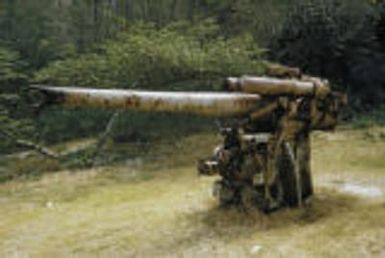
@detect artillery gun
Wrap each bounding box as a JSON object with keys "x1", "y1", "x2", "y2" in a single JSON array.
[{"x1": 31, "y1": 66, "x2": 347, "y2": 212}]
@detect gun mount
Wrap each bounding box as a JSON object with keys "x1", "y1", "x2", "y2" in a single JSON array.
[{"x1": 31, "y1": 67, "x2": 347, "y2": 212}]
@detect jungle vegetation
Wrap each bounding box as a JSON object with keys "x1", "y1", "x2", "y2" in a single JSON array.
[{"x1": 1, "y1": 0, "x2": 385, "y2": 157}]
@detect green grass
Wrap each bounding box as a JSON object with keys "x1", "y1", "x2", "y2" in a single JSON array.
[
  {"x1": 347, "y1": 107, "x2": 385, "y2": 129},
  {"x1": 0, "y1": 127, "x2": 384, "y2": 258}
]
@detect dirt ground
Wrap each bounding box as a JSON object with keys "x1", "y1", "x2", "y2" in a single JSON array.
[{"x1": 0, "y1": 127, "x2": 384, "y2": 258}]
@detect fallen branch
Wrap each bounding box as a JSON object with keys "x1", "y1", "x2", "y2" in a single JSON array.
[
  {"x1": 1, "y1": 130, "x2": 59, "y2": 159},
  {"x1": 92, "y1": 111, "x2": 121, "y2": 166},
  {"x1": 15, "y1": 139, "x2": 60, "y2": 159}
]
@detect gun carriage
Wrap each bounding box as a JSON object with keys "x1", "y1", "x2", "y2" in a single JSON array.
[{"x1": 32, "y1": 66, "x2": 346, "y2": 211}]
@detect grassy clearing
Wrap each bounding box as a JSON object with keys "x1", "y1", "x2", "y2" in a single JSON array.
[{"x1": 0, "y1": 127, "x2": 384, "y2": 258}]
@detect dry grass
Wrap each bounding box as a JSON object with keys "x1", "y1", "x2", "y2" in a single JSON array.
[{"x1": 0, "y1": 127, "x2": 384, "y2": 258}]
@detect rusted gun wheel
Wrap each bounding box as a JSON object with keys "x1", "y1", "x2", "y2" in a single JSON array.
[{"x1": 277, "y1": 132, "x2": 313, "y2": 207}]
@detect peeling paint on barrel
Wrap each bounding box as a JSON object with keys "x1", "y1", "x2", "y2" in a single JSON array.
[{"x1": 32, "y1": 86, "x2": 262, "y2": 117}]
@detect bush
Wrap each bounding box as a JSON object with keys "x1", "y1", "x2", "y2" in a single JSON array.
[
  {"x1": 269, "y1": 0, "x2": 385, "y2": 108},
  {"x1": 0, "y1": 46, "x2": 33, "y2": 154},
  {"x1": 34, "y1": 20, "x2": 267, "y2": 143},
  {"x1": 36, "y1": 20, "x2": 266, "y2": 90}
]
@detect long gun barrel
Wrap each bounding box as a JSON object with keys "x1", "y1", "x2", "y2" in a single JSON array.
[{"x1": 31, "y1": 85, "x2": 262, "y2": 117}]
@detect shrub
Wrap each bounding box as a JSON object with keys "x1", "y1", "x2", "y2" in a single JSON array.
[
  {"x1": 0, "y1": 46, "x2": 33, "y2": 154},
  {"x1": 34, "y1": 20, "x2": 267, "y2": 143},
  {"x1": 36, "y1": 20, "x2": 266, "y2": 90},
  {"x1": 269, "y1": 0, "x2": 385, "y2": 108}
]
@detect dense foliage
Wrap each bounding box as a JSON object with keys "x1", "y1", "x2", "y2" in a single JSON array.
[
  {"x1": 270, "y1": 0, "x2": 385, "y2": 108},
  {"x1": 0, "y1": 0, "x2": 384, "y2": 155},
  {"x1": 0, "y1": 46, "x2": 34, "y2": 152},
  {"x1": 36, "y1": 21, "x2": 265, "y2": 89},
  {"x1": 34, "y1": 20, "x2": 265, "y2": 143}
]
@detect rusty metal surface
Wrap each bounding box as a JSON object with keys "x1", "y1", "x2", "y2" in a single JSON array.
[
  {"x1": 30, "y1": 68, "x2": 347, "y2": 212},
  {"x1": 226, "y1": 76, "x2": 330, "y2": 96},
  {"x1": 32, "y1": 85, "x2": 262, "y2": 117}
]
